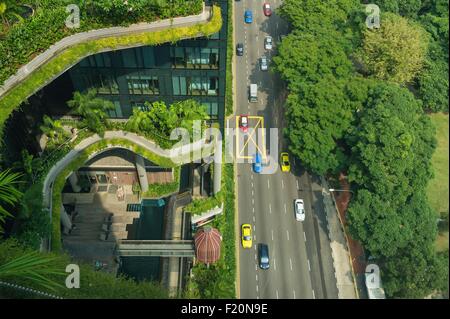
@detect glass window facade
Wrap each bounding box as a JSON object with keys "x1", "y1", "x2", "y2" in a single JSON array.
[{"x1": 68, "y1": 0, "x2": 228, "y2": 127}]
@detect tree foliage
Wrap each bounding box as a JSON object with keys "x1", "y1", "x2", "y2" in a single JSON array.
[
  {"x1": 358, "y1": 13, "x2": 428, "y2": 84},
  {"x1": 67, "y1": 89, "x2": 114, "y2": 135}
]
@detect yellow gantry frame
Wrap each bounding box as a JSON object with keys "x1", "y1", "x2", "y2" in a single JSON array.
[{"x1": 235, "y1": 115, "x2": 267, "y2": 160}]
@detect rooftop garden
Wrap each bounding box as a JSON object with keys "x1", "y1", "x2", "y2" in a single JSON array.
[
  {"x1": 0, "y1": 1, "x2": 221, "y2": 136},
  {"x1": 0, "y1": 0, "x2": 203, "y2": 84}
]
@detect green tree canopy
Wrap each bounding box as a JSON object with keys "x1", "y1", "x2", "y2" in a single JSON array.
[
  {"x1": 67, "y1": 89, "x2": 114, "y2": 135},
  {"x1": 358, "y1": 13, "x2": 428, "y2": 84}
]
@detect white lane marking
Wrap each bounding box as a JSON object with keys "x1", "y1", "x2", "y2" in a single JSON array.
[
  {"x1": 289, "y1": 258, "x2": 293, "y2": 271},
  {"x1": 253, "y1": 207, "x2": 255, "y2": 213},
  {"x1": 284, "y1": 203, "x2": 287, "y2": 214},
  {"x1": 251, "y1": 182, "x2": 254, "y2": 188},
  {"x1": 256, "y1": 274, "x2": 258, "y2": 282},
  {"x1": 252, "y1": 198, "x2": 255, "y2": 205},
  {"x1": 276, "y1": 22, "x2": 279, "y2": 29},
  {"x1": 256, "y1": 285, "x2": 259, "y2": 292},
  {"x1": 255, "y1": 253, "x2": 257, "y2": 260},
  {"x1": 293, "y1": 290, "x2": 296, "y2": 299},
  {"x1": 254, "y1": 235, "x2": 256, "y2": 241},
  {"x1": 304, "y1": 231, "x2": 307, "y2": 242},
  {"x1": 297, "y1": 180, "x2": 299, "y2": 190},
  {"x1": 286, "y1": 230, "x2": 289, "y2": 241},
  {"x1": 276, "y1": 290, "x2": 279, "y2": 299},
  {"x1": 252, "y1": 189, "x2": 254, "y2": 196},
  {"x1": 274, "y1": 258, "x2": 277, "y2": 270},
  {"x1": 253, "y1": 215, "x2": 255, "y2": 222},
  {"x1": 308, "y1": 259, "x2": 311, "y2": 272},
  {"x1": 312, "y1": 289, "x2": 316, "y2": 299},
  {"x1": 255, "y1": 264, "x2": 257, "y2": 271},
  {"x1": 254, "y1": 245, "x2": 257, "y2": 251},
  {"x1": 267, "y1": 179, "x2": 270, "y2": 189},
  {"x1": 253, "y1": 225, "x2": 256, "y2": 232},
  {"x1": 251, "y1": 174, "x2": 253, "y2": 180},
  {"x1": 281, "y1": 180, "x2": 284, "y2": 189},
  {"x1": 269, "y1": 204, "x2": 272, "y2": 214},
  {"x1": 271, "y1": 230, "x2": 274, "y2": 241}
]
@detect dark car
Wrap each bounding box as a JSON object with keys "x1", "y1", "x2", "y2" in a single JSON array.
[
  {"x1": 259, "y1": 244, "x2": 270, "y2": 269},
  {"x1": 236, "y1": 43, "x2": 244, "y2": 56}
]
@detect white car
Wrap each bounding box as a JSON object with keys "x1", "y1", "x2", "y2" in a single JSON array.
[
  {"x1": 260, "y1": 55, "x2": 268, "y2": 71},
  {"x1": 294, "y1": 199, "x2": 305, "y2": 221},
  {"x1": 264, "y1": 36, "x2": 273, "y2": 50}
]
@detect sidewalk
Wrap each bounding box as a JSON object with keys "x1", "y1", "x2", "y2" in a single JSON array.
[{"x1": 320, "y1": 176, "x2": 358, "y2": 299}]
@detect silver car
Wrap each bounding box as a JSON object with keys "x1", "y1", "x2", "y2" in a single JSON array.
[
  {"x1": 294, "y1": 199, "x2": 305, "y2": 221},
  {"x1": 260, "y1": 55, "x2": 268, "y2": 71},
  {"x1": 264, "y1": 36, "x2": 273, "y2": 50}
]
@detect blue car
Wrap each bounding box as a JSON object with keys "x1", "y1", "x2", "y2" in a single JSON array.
[
  {"x1": 253, "y1": 152, "x2": 262, "y2": 173},
  {"x1": 244, "y1": 10, "x2": 253, "y2": 23}
]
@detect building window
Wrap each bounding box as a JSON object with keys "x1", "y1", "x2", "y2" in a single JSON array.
[
  {"x1": 173, "y1": 76, "x2": 218, "y2": 96},
  {"x1": 122, "y1": 49, "x2": 138, "y2": 68},
  {"x1": 172, "y1": 76, "x2": 187, "y2": 95},
  {"x1": 203, "y1": 102, "x2": 219, "y2": 120},
  {"x1": 172, "y1": 47, "x2": 185, "y2": 68},
  {"x1": 209, "y1": 32, "x2": 220, "y2": 40},
  {"x1": 108, "y1": 101, "x2": 123, "y2": 118},
  {"x1": 127, "y1": 74, "x2": 159, "y2": 95},
  {"x1": 131, "y1": 101, "x2": 149, "y2": 111},
  {"x1": 172, "y1": 47, "x2": 219, "y2": 69},
  {"x1": 142, "y1": 47, "x2": 155, "y2": 68}
]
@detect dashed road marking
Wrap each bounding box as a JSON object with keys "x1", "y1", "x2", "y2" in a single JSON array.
[
  {"x1": 256, "y1": 274, "x2": 258, "y2": 282},
  {"x1": 312, "y1": 289, "x2": 316, "y2": 299},
  {"x1": 304, "y1": 231, "x2": 307, "y2": 242},
  {"x1": 267, "y1": 180, "x2": 270, "y2": 189},
  {"x1": 289, "y1": 258, "x2": 293, "y2": 271},
  {"x1": 286, "y1": 230, "x2": 289, "y2": 241},
  {"x1": 293, "y1": 290, "x2": 296, "y2": 299},
  {"x1": 271, "y1": 229, "x2": 274, "y2": 241},
  {"x1": 274, "y1": 258, "x2": 277, "y2": 270},
  {"x1": 276, "y1": 290, "x2": 279, "y2": 299},
  {"x1": 281, "y1": 180, "x2": 284, "y2": 189},
  {"x1": 284, "y1": 203, "x2": 287, "y2": 214},
  {"x1": 269, "y1": 204, "x2": 272, "y2": 214},
  {"x1": 308, "y1": 259, "x2": 311, "y2": 272}
]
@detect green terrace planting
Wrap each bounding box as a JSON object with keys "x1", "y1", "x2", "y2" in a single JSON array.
[
  {"x1": 0, "y1": 4, "x2": 222, "y2": 136},
  {"x1": 141, "y1": 166, "x2": 181, "y2": 199},
  {"x1": 0, "y1": 0, "x2": 204, "y2": 85}
]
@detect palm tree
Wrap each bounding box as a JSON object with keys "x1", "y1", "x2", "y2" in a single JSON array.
[
  {"x1": 0, "y1": 169, "x2": 22, "y2": 234},
  {"x1": 67, "y1": 89, "x2": 114, "y2": 135},
  {"x1": 40, "y1": 115, "x2": 70, "y2": 146},
  {"x1": 0, "y1": 250, "x2": 66, "y2": 292}
]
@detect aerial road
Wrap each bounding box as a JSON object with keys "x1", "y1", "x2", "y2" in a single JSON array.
[{"x1": 233, "y1": 0, "x2": 339, "y2": 299}]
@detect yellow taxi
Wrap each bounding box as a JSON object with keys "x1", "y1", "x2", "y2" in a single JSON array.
[
  {"x1": 241, "y1": 224, "x2": 252, "y2": 249},
  {"x1": 280, "y1": 152, "x2": 291, "y2": 172}
]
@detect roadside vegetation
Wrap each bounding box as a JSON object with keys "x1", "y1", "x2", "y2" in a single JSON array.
[{"x1": 274, "y1": 0, "x2": 448, "y2": 298}]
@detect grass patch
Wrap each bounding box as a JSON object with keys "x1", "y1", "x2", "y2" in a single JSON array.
[
  {"x1": 428, "y1": 113, "x2": 449, "y2": 252},
  {"x1": 427, "y1": 113, "x2": 449, "y2": 215}
]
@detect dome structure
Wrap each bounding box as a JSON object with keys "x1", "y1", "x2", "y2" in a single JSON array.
[{"x1": 194, "y1": 226, "x2": 222, "y2": 264}]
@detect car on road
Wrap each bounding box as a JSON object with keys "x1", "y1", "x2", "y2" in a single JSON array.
[
  {"x1": 294, "y1": 199, "x2": 305, "y2": 221},
  {"x1": 236, "y1": 43, "x2": 244, "y2": 56},
  {"x1": 260, "y1": 55, "x2": 268, "y2": 71},
  {"x1": 253, "y1": 152, "x2": 262, "y2": 174},
  {"x1": 264, "y1": 36, "x2": 273, "y2": 50},
  {"x1": 280, "y1": 152, "x2": 290, "y2": 172},
  {"x1": 259, "y1": 244, "x2": 270, "y2": 269},
  {"x1": 263, "y1": 3, "x2": 272, "y2": 16},
  {"x1": 244, "y1": 10, "x2": 253, "y2": 23},
  {"x1": 239, "y1": 114, "x2": 249, "y2": 133},
  {"x1": 241, "y1": 224, "x2": 252, "y2": 248}
]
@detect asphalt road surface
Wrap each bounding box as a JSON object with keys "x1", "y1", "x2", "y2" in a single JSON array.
[{"x1": 233, "y1": 0, "x2": 339, "y2": 299}]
